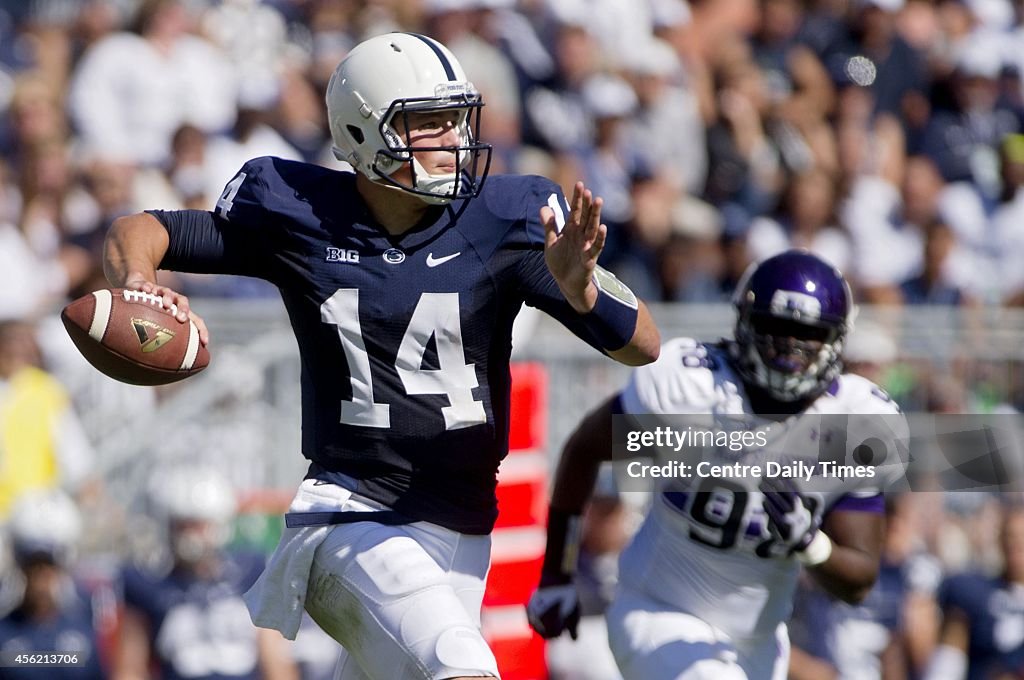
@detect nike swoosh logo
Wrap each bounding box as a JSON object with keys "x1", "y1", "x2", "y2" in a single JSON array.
[{"x1": 426, "y1": 252, "x2": 462, "y2": 267}]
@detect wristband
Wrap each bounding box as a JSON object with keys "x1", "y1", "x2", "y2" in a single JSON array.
[
  {"x1": 795, "y1": 531, "x2": 833, "y2": 566},
  {"x1": 582, "y1": 266, "x2": 639, "y2": 351},
  {"x1": 541, "y1": 508, "x2": 583, "y2": 578}
]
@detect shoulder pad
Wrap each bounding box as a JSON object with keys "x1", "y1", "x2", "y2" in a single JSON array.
[
  {"x1": 620, "y1": 337, "x2": 723, "y2": 415},
  {"x1": 834, "y1": 373, "x2": 903, "y2": 415},
  {"x1": 214, "y1": 156, "x2": 350, "y2": 226}
]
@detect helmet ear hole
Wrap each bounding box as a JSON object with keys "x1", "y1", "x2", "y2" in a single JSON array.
[{"x1": 347, "y1": 125, "x2": 365, "y2": 144}]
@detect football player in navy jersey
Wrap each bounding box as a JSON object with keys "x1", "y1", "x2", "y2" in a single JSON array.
[
  {"x1": 0, "y1": 491, "x2": 104, "y2": 679},
  {"x1": 102, "y1": 31, "x2": 659, "y2": 680},
  {"x1": 928, "y1": 505, "x2": 1024, "y2": 680},
  {"x1": 113, "y1": 470, "x2": 296, "y2": 680},
  {"x1": 528, "y1": 251, "x2": 909, "y2": 680}
]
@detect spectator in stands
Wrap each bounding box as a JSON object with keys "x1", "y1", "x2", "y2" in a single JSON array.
[
  {"x1": 0, "y1": 165, "x2": 78, "y2": 320},
  {"x1": 68, "y1": 0, "x2": 236, "y2": 166},
  {"x1": 821, "y1": 0, "x2": 929, "y2": 121},
  {"x1": 703, "y1": 37, "x2": 784, "y2": 223},
  {"x1": 424, "y1": 0, "x2": 522, "y2": 167},
  {"x1": 199, "y1": 0, "x2": 288, "y2": 118},
  {"x1": 621, "y1": 38, "x2": 707, "y2": 195},
  {"x1": 14, "y1": 139, "x2": 94, "y2": 301},
  {"x1": 2, "y1": 74, "x2": 68, "y2": 170},
  {"x1": 70, "y1": 158, "x2": 140, "y2": 283},
  {"x1": 899, "y1": 218, "x2": 975, "y2": 305},
  {"x1": 746, "y1": 167, "x2": 851, "y2": 271},
  {"x1": 993, "y1": 134, "x2": 1024, "y2": 305},
  {"x1": 200, "y1": 96, "x2": 304, "y2": 213},
  {"x1": 921, "y1": 34, "x2": 1019, "y2": 196},
  {"x1": 753, "y1": 0, "x2": 835, "y2": 123},
  {"x1": 521, "y1": 12, "x2": 600, "y2": 153},
  {"x1": 114, "y1": 468, "x2": 297, "y2": 680},
  {"x1": 657, "y1": 194, "x2": 726, "y2": 302},
  {"x1": 0, "y1": 490, "x2": 104, "y2": 679},
  {"x1": 716, "y1": 207, "x2": 756, "y2": 298},
  {"x1": 842, "y1": 317, "x2": 917, "y2": 411},
  {"x1": 842, "y1": 155, "x2": 945, "y2": 303},
  {"x1": 574, "y1": 73, "x2": 644, "y2": 233},
  {"x1": 753, "y1": 0, "x2": 839, "y2": 176},
  {"x1": 0, "y1": 320, "x2": 94, "y2": 519}
]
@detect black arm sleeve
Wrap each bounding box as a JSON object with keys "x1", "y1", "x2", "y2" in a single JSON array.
[
  {"x1": 147, "y1": 209, "x2": 273, "y2": 280},
  {"x1": 516, "y1": 249, "x2": 609, "y2": 356}
]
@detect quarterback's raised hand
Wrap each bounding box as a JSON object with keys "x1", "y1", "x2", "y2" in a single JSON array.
[
  {"x1": 541, "y1": 182, "x2": 606, "y2": 314},
  {"x1": 759, "y1": 477, "x2": 832, "y2": 566}
]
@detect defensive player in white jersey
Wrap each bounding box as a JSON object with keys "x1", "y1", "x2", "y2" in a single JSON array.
[{"x1": 527, "y1": 250, "x2": 910, "y2": 679}]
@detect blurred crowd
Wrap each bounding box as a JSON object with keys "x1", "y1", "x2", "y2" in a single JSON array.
[
  {"x1": 4, "y1": 0, "x2": 1024, "y2": 678},
  {"x1": 4, "y1": 0, "x2": 1024, "y2": 313}
]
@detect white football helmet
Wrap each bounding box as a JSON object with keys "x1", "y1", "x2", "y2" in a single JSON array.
[
  {"x1": 155, "y1": 468, "x2": 237, "y2": 563},
  {"x1": 326, "y1": 32, "x2": 492, "y2": 204},
  {"x1": 9, "y1": 489, "x2": 82, "y2": 566},
  {"x1": 156, "y1": 468, "x2": 237, "y2": 524}
]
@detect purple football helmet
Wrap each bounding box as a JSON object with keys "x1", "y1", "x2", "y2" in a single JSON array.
[{"x1": 732, "y1": 250, "x2": 854, "y2": 401}]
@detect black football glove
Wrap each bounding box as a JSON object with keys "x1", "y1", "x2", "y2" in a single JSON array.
[
  {"x1": 526, "y1": 572, "x2": 581, "y2": 640},
  {"x1": 526, "y1": 509, "x2": 582, "y2": 640}
]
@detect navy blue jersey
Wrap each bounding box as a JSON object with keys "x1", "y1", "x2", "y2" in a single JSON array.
[
  {"x1": 120, "y1": 553, "x2": 265, "y2": 680},
  {"x1": 155, "y1": 157, "x2": 609, "y2": 534},
  {"x1": 0, "y1": 591, "x2": 104, "y2": 679},
  {"x1": 940, "y1": 572, "x2": 1024, "y2": 680},
  {"x1": 791, "y1": 554, "x2": 938, "y2": 678}
]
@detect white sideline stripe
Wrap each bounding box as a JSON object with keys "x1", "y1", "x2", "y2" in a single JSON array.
[
  {"x1": 180, "y1": 320, "x2": 200, "y2": 370},
  {"x1": 490, "y1": 526, "x2": 546, "y2": 562},
  {"x1": 497, "y1": 452, "x2": 547, "y2": 483},
  {"x1": 481, "y1": 605, "x2": 531, "y2": 638},
  {"x1": 89, "y1": 289, "x2": 113, "y2": 341}
]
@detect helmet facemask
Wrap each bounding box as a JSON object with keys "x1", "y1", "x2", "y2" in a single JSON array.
[
  {"x1": 333, "y1": 89, "x2": 492, "y2": 205},
  {"x1": 734, "y1": 311, "x2": 846, "y2": 402},
  {"x1": 370, "y1": 93, "x2": 491, "y2": 204},
  {"x1": 730, "y1": 250, "x2": 853, "y2": 403}
]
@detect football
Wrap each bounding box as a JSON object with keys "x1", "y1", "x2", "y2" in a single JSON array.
[{"x1": 61, "y1": 289, "x2": 210, "y2": 386}]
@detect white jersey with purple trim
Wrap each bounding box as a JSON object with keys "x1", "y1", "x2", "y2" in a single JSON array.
[{"x1": 616, "y1": 337, "x2": 908, "y2": 641}]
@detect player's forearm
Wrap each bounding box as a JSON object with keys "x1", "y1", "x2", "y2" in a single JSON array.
[
  {"x1": 103, "y1": 212, "x2": 170, "y2": 286},
  {"x1": 808, "y1": 541, "x2": 879, "y2": 604},
  {"x1": 606, "y1": 301, "x2": 660, "y2": 366},
  {"x1": 560, "y1": 278, "x2": 599, "y2": 315},
  {"x1": 549, "y1": 398, "x2": 616, "y2": 514}
]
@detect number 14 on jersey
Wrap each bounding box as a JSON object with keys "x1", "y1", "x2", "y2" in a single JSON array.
[{"x1": 321, "y1": 289, "x2": 486, "y2": 431}]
